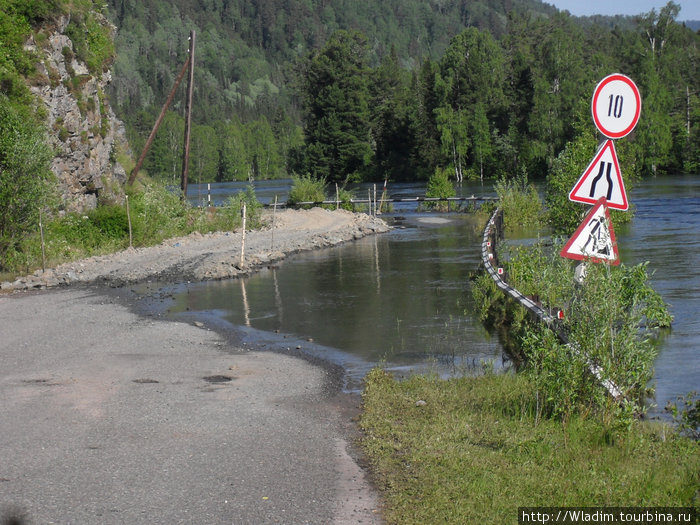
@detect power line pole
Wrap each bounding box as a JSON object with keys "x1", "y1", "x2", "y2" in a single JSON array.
[
  {"x1": 127, "y1": 53, "x2": 190, "y2": 186},
  {"x1": 181, "y1": 30, "x2": 196, "y2": 198}
]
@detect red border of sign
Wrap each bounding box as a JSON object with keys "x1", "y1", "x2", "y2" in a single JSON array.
[
  {"x1": 569, "y1": 140, "x2": 628, "y2": 210},
  {"x1": 560, "y1": 197, "x2": 620, "y2": 265},
  {"x1": 591, "y1": 74, "x2": 641, "y2": 139}
]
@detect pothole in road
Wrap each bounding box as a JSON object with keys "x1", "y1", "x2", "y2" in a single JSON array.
[
  {"x1": 203, "y1": 375, "x2": 234, "y2": 383},
  {"x1": 22, "y1": 378, "x2": 60, "y2": 386}
]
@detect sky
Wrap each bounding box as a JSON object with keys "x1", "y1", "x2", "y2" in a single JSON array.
[{"x1": 545, "y1": 0, "x2": 700, "y2": 20}]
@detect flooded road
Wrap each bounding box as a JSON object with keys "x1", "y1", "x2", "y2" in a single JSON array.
[
  {"x1": 174, "y1": 176, "x2": 698, "y2": 412},
  {"x1": 162, "y1": 212, "x2": 505, "y2": 391}
]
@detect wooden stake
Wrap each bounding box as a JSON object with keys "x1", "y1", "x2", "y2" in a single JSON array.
[
  {"x1": 373, "y1": 184, "x2": 377, "y2": 217},
  {"x1": 271, "y1": 195, "x2": 277, "y2": 251},
  {"x1": 240, "y1": 202, "x2": 247, "y2": 267},
  {"x1": 126, "y1": 195, "x2": 133, "y2": 248},
  {"x1": 379, "y1": 179, "x2": 387, "y2": 214},
  {"x1": 39, "y1": 209, "x2": 46, "y2": 273}
]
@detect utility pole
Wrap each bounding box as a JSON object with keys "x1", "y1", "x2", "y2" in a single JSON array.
[
  {"x1": 181, "y1": 30, "x2": 196, "y2": 198},
  {"x1": 127, "y1": 53, "x2": 190, "y2": 186}
]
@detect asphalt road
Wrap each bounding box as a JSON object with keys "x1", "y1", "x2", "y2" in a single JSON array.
[{"x1": 0, "y1": 288, "x2": 380, "y2": 524}]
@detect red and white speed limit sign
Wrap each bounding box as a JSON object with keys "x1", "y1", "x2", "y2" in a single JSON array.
[{"x1": 591, "y1": 74, "x2": 641, "y2": 139}]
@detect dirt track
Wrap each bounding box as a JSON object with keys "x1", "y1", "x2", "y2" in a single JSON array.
[{"x1": 2, "y1": 208, "x2": 390, "y2": 291}]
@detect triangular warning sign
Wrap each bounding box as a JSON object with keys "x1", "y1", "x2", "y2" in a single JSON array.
[
  {"x1": 560, "y1": 197, "x2": 620, "y2": 265},
  {"x1": 569, "y1": 140, "x2": 628, "y2": 211}
]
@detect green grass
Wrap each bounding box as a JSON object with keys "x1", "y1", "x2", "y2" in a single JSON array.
[
  {"x1": 1, "y1": 181, "x2": 263, "y2": 277},
  {"x1": 359, "y1": 368, "x2": 699, "y2": 525}
]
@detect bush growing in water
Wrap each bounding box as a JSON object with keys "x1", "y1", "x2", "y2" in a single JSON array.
[
  {"x1": 545, "y1": 124, "x2": 636, "y2": 235},
  {"x1": 474, "y1": 239, "x2": 672, "y2": 426},
  {"x1": 424, "y1": 167, "x2": 455, "y2": 211},
  {"x1": 287, "y1": 174, "x2": 326, "y2": 208},
  {"x1": 494, "y1": 170, "x2": 542, "y2": 230}
]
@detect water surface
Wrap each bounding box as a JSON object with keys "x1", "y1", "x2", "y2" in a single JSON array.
[
  {"x1": 176, "y1": 176, "x2": 698, "y2": 412},
  {"x1": 165, "y1": 213, "x2": 506, "y2": 391}
]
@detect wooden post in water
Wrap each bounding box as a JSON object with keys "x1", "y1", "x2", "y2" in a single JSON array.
[
  {"x1": 379, "y1": 179, "x2": 387, "y2": 214},
  {"x1": 373, "y1": 184, "x2": 377, "y2": 217},
  {"x1": 181, "y1": 30, "x2": 196, "y2": 199}
]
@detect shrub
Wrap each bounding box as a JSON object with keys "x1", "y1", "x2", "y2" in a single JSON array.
[
  {"x1": 87, "y1": 204, "x2": 129, "y2": 240},
  {"x1": 494, "y1": 240, "x2": 671, "y2": 425},
  {"x1": 287, "y1": 173, "x2": 326, "y2": 208},
  {"x1": 424, "y1": 167, "x2": 455, "y2": 211},
  {"x1": 0, "y1": 95, "x2": 57, "y2": 271},
  {"x1": 545, "y1": 125, "x2": 635, "y2": 235},
  {"x1": 494, "y1": 169, "x2": 542, "y2": 230},
  {"x1": 63, "y1": 10, "x2": 114, "y2": 74},
  {"x1": 544, "y1": 122, "x2": 598, "y2": 234},
  {"x1": 425, "y1": 166, "x2": 455, "y2": 199},
  {"x1": 126, "y1": 182, "x2": 188, "y2": 244},
  {"x1": 215, "y1": 185, "x2": 263, "y2": 230}
]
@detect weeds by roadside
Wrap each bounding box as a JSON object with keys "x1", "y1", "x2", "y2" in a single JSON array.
[{"x1": 0, "y1": 181, "x2": 262, "y2": 278}]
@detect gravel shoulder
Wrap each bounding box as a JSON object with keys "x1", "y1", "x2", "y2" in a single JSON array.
[{"x1": 0, "y1": 209, "x2": 389, "y2": 524}]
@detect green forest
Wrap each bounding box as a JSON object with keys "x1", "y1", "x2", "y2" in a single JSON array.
[
  {"x1": 1, "y1": 0, "x2": 699, "y2": 192},
  {"x1": 104, "y1": 0, "x2": 700, "y2": 185}
]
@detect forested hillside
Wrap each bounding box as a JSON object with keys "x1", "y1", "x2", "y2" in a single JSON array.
[{"x1": 106, "y1": 0, "x2": 699, "y2": 184}]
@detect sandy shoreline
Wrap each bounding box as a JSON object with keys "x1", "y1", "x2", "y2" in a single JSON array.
[{"x1": 0, "y1": 209, "x2": 388, "y2": 524}]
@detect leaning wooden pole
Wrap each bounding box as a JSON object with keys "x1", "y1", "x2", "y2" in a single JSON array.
[
  {"x1": 180, "y1": 30, "x2": 196, "y2": 198},
  {"x1": 127, "y1": 54, "x2": 191, "y2": 186}
]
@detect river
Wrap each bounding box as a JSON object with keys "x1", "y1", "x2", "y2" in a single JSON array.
[{"x1": 171, "y1": 176, "x2": 698, "y2": 415}]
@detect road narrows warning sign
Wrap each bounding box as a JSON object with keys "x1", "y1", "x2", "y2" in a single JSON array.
[
  {"x1": 560, "y1": 197, "x2": 620, "y2": 265},
  {"x1": 569, "y1": 140, "x2": 628, "y2": 210}
]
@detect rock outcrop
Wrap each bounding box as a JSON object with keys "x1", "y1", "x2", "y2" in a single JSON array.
[{"x1": 25, "y1": 14, "x2": 128, "y2": 212}]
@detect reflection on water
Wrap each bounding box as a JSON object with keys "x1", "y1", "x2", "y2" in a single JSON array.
[{"x1": 166, "y1": 214, "x2": 508, "y2": 391}]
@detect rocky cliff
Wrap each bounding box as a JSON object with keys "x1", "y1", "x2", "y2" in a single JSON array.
[{"x1": 25, "y1": 14, "x2": 128, "y2": 213}]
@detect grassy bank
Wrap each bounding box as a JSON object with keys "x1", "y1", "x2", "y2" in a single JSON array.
[
  {"x1": 1, "y1": 181, "x2": 262, "y2": 279},
  {"x1": 359, "y1": 368, "x2": 698, "y2": 524}
]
